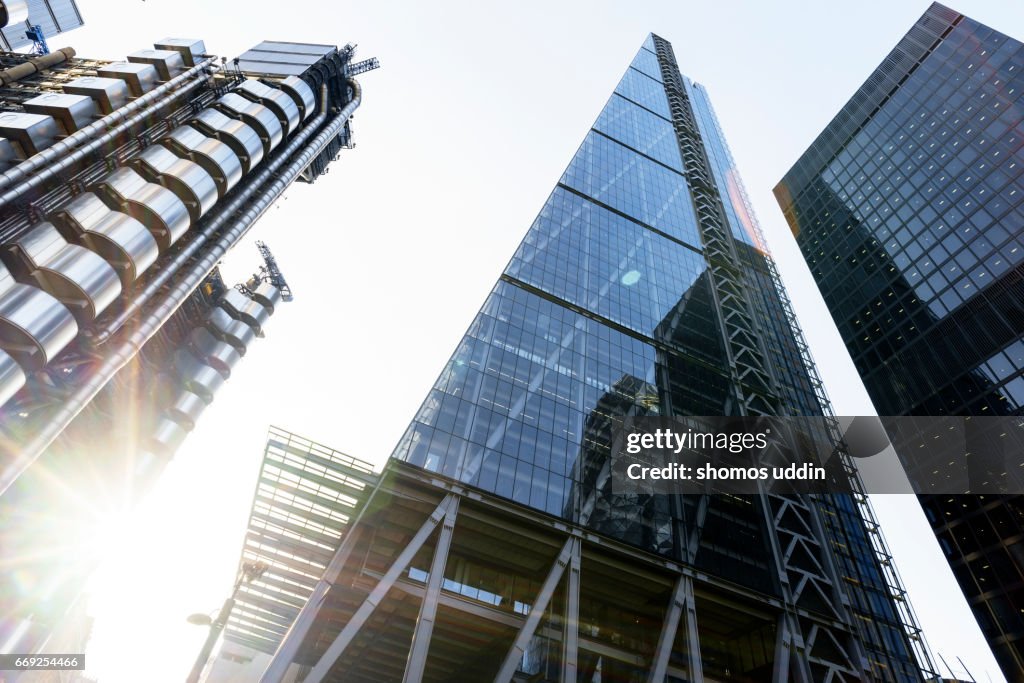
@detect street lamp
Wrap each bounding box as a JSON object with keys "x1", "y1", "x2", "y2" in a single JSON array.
[{"x1": 185, "y1": 561, "x2": 268, "y2": 683}]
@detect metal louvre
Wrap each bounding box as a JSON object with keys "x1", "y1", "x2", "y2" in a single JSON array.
[{"x1": 224, "y1": 426, "x2": 377, "y2": 655}]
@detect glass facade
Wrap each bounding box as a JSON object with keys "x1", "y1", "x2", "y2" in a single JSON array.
[
  {"x1": 775, "y1": 3, "x2": 1024, "y2": 677},
  {"x1": 389, "y1": 35, "x2": 926, "y2": 680}
]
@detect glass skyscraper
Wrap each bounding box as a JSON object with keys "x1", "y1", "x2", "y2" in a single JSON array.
[
  {"x1": 263, "y1": 35, "x2": 932, "y2": 682},
  {"x1": 775, "y1": 3, "x2": 1024, "y2": 678}
]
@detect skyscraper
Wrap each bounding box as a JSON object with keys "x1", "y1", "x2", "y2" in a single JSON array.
[
  {"x1": 0, "y1": 36, "x2": 376, "y2": 659},
  {"x1": 260, "y1": 34, "x2": 933, "y2": 682},
  {"x1": 774, "y1": 3, "x2": 1024, "y2": 678}
]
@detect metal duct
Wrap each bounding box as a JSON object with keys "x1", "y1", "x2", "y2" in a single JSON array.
[
  {"x1": 9, "y1": 222, "x2": 122, "y2": 322},
  {"x1": 189, "y1": 326, "x2": 240, "y2": 378},
  {"x1": 162, "y1": 125, "x2": 243, "y2": 197},
  {"x1": 206, "y1": 306, "x2": 257, "y2": 354},
  {"x1": 235, "y1": 80, "x2": 301, "y2": 137},
  {"x1": 95, "y1": 167, "x2": 191, "y2": 250},
  {"x1": 127, "y1": 49, "x2": 185, "y2": 81},
  {"x1": 154, "y1": 39, "x2": 207, "y2": 68},
  {"x1": 220, "y1": 288, "x2": 270, "y2": 335},
  {"x1": 23, "y1": 93, "x2": 97, "y2": 134},
  {"x1": 215, "y1": 93, "x2": 283, "y2": 154},
  {"x1": 166, "y1": 389, "x2": 208, "y2": 430},
  {"x1": 131, "y1": 145, "x2": 218, "y2": 221},
  {"x1": 52, "y1": 192, "x2": 159, "y2": 285},
  {"x1": 63, "y1": 76, "x2": 130, "y2": 115},
  {"x1": 174, "y1": 347, "x2": 225, "y2": 402},
  {"x1": 0, "y1": 262, "x2": 77, "y2": 370},
  {"x1": 0, "y1": 79, "x2": 361, "y2": 494},
  {"x1": 190, "y1": 108, "x2": 264, "y2": 173},
  {"x1": 274, "y1": 76, "x2": 316, "y2": 122},
  {"x1": 0, "y1": 112, "x2": 59, "y2": 157},
  {"x1": 0, "y1": 48, "x2": 76, "y2": 87},
  {"x1": 151, "y1": 417, "x2": 189, "y2": 454},
  {"x1": 250, "y1": 281, "x2": 282, "y2": 313},
  {"x1": 91, "y1": 106, "x2": 331, "y2": 345}
]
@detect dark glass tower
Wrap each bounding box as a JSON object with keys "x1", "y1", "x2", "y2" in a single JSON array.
[
  {"x1": 774, "y1": 3, "x2": 1024, "y2": 678},
  {"x1": 263, "y1": 35, "x2": 932, "y2": 682}
]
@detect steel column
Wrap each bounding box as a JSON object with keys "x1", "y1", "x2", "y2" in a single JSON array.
[
  {"x1": 402, "y1": 497, "x2": 460, "y2": 683},
  {"x1": 560, "y1": 536, "x2": 581, "y2": 683},
  {"x1": 302, "y1": 494, "x2": 456, "y2": 683},
  {"x1": 681, "y1": 577, "x2": 702, "y2": 682},
  {"x1": 259, "y1": 523, "x2": 365, "y2": 683},
  {"x1": 646, "y1": 575, "x2": 701, "y2": 683},
  {"x1": 494, "y1": 536, "x2": 577, "y2": 683}
]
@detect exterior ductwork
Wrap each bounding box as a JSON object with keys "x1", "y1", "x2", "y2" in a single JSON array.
[
  {"x1": 0, "y1": 56, "x2": 218, "y2": 211},
  {"x1": 131, "y1": 144, "x2": 218, "y2": 221},
  {"x1": 95, "y1": 167, "x2": 192, "y2": 250},
  {"x1": 51, "y1": 193, "x2": 159, "y2": 285},
  {"x1": 0, "y1": 262, "x2": 77, "y2": 371},
  {"x1": 0, "y1": 40, "x2": 378, "y2": 665},
  {"x1": 215, "y1": 92, "x2": 283, "y2": 154},
  {"x1": 190, "y1": 108, "x2": 264, "y2": 173},
  {"x1": 0, "y1": 78, "x2": 362, "y2": 493},
  {"x1": 88, "y1": 94, "x2": 333, "y2": 345},
  {"x1": 8, "y1": 222, "x2": 122, "y2": 322},
  {"x1": 162, "y1": 125, "x2": 243, "y2": 197}
]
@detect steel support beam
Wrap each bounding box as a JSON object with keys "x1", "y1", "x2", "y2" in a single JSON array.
[
  {"x1": 646, "y1": 574, "x2": 702, "y2": 683},
  {"x1": 560, "y1": 536, "x2": 581, "y2": 683},
  {"x1": 773, "y1": 613, "x2": 811, "y2": 683},
  {"x1": 260, "y1": 523, "x2": 366, "y2": 683},
  {"x1": 402, "y1": 497, "x2": 460, "y2": 683},
  {"x1": 494, "y1": 536, "x2": 577, "y2": 683},
  {"x1": 302, "y1": 494, "x2": 456, "y2": 683}
]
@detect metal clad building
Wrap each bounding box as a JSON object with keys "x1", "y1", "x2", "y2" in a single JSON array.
[{"x1": 0, "y1": 34, "x2": 375, "y2": 660}]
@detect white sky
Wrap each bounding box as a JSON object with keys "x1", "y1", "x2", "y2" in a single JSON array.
[{"x1": 47, "y1": 1, "x2": 1024, "y2": 681}]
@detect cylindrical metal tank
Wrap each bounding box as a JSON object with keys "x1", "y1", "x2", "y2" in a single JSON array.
[
  {"x1": 52, "y1": 192, "x2": 159, "y2": 285},
  {"x1": 0, "y1": 264, "x2": 77, "y2": 370},
  {"x1": 215, "y1": 93, "x2": 283, "y2": 155},
  {"x1": 131, "y1": 145, "x2": 217, "y2": 221},
  {"x1": 220, "y1": 288, "x2": 271, "y2": 335},
  {"x1": 10, "y1": 222, "x2": 122, "y2": 322},
  {"x1": 95, "y1": 167, "x2": 191, "y2": 250},
  {"x1": 250, "y1": 281, "x2": 282, "y2": 314},
  {"x1": 161, "y1": 126, "x2": 243, "y2": 198},
  {"x1": 235, "y1": 80, "x2": 301, "y2": 138},
  {"x1": 205, "y1": 307, "x2": 257, "y2": 354},
  {"x1": 189, "y1": 109, "x2": 263, "y2": 174}
]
